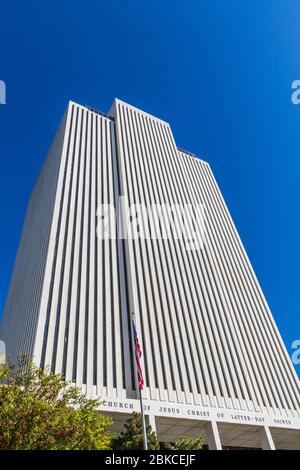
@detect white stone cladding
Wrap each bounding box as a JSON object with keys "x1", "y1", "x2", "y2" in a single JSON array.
[{"x1": 1, "y1": 99, "x2": 300, "y2": 448}]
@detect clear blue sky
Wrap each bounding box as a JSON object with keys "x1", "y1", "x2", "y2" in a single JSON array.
[{"x1": 0, "y1": 0, "x2": 299, "y2": 376}]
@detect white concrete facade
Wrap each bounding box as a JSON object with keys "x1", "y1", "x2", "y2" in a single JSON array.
[{"x1": 1, "y1": 99, "x2": 300, "y2": 449}]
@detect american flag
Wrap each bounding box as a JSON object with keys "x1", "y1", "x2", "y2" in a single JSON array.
[{"x1": 132, "y1": 319, "x2": 144, "y2": 391}]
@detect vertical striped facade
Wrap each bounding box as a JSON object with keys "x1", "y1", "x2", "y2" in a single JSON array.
[{"x1": 1, "y1": 99, "x2": 299, "y2": 429}]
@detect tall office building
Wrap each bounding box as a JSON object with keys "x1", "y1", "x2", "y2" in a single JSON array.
[{"x1": 1, "y1": 99, "x2": 300, "y2": 449}]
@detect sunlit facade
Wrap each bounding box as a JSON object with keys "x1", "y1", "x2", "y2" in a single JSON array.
[{"x1": 1, "y1": 99, "x2": 300, "y2": 449}]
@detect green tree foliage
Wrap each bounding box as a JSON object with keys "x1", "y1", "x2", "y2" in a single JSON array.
[
  {"x1": 0, "y1": 355, "x2": 113, "y2": 450},
  {"x1": 113, "y1": 412, "x2": 160, "y2": 450},
  {"x1": 162, "y1": 436, "x2": 203, "y2": 450},
  {"x1": 113, "y1": 412, "x2": 203, "y2": 450}
]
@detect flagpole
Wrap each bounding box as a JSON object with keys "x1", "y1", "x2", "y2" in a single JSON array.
[
  {"x1": 131, "y1": 313, "x2": 148, "y2": 450},
  {"x1": 139, "y1": 385, "x2": 148, "y2": 450}
]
